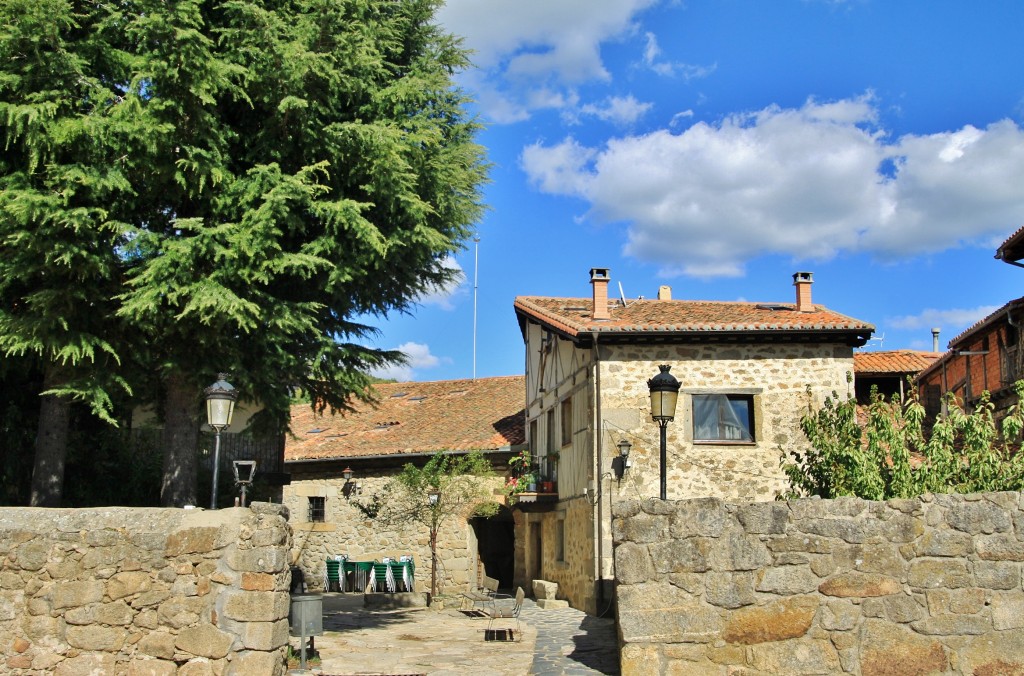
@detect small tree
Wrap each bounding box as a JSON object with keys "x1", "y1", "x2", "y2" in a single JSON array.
[
  {"x1": 782, "y1": 380, "x2": 1024, "y2": 500},
  {"x1": 374, "y1": 451, "x2": 499, "y2": 598}
]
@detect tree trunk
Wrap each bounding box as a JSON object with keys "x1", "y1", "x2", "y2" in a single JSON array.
[
  {"x1": 30, "y1": 366, "x2": 71, "y2": 507},
  {"x1": 161, "y1": 372, "x2": 200, "y2": 507}
]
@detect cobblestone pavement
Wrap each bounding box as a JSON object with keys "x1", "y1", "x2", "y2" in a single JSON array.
[
  {"x1": 520, "y1": 601, "x2": 619, "y2": 676},
  {"x1": 288, "y1": 593, "x2": 619, "y2": 676}
]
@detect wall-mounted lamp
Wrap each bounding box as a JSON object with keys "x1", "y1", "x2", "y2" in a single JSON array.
[
  {"x1": 428, "y1": 488, "x2": 440, "y2": 506},
  {"x1": 342, "y1": 467, "x2": 362, "y2": 498},
  {"x1": 613, "y1": 438, "x2": 632, "y2": 479}
]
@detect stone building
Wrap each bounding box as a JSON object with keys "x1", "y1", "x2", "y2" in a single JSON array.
[
  {"x1": 511, "y1": 269, "x2": 873, "y2": 614},
  {"x1": 283, "y1": 376, "x2": 526, "y2": 595}
]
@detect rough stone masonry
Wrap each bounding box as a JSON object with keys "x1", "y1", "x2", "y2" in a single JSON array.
[
  {"x1": 613, "y1": 491, "x2": 1024, "y2": 675},
  {"x1": 0, "y1": 503, "x2": 292, "y2": 675}
]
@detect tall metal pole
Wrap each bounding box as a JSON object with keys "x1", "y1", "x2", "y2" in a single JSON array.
[
  {"x1": 472, "y1": 235, "x2": 480, "y2": 381},
  {"x1": 210, "y1": 428, "x2": 222, "y2": 509},
  {"x1": 659, "y1": 421, "x2": 668, "y2": 500}
]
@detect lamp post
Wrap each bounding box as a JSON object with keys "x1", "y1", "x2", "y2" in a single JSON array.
[
  {"x1": 428, "y1": 488, "x2": 440, "y2": 599},
  {"x1": 232, "y1": 460, "x2": 256, "y2": 507},
  {"x1": 204, "y1": 374, "x2": 238, "y2": 510},
  {"x1": 647, "y1": 365, "x2": 680, "y2": 500}
]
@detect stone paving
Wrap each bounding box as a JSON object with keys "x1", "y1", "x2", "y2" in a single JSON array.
[{"x1": 288, "y1": 593, "x2": 619, "y2": 676}]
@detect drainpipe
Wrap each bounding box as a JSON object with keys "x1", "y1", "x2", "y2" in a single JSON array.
[{"x1": 592, "y1": 333, "x2": 604, "y2": 611}]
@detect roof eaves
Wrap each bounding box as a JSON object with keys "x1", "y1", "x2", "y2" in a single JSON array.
[{"x1": 947, "y1": 298, "x2": 1024, "y2": 347}]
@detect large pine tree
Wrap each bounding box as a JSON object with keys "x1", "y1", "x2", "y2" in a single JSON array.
[{"x1": 1, "y1": 0, "x2": 488, "y2": 506}]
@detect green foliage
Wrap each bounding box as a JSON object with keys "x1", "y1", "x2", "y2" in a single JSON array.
[
  {"x1": 782, "y1": 380, "x2": 1024, "y2": 500},
  {"x1": 1, "y1": 0, "x2": 488, "y2": 504},
  {"x1": 375, "y1": 450, "x2": 500, "y2": 529}
]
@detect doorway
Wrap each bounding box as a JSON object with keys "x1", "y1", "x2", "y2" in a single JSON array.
[{"x1": 471, "y1": 505, "x2": 515, "y2": 589}]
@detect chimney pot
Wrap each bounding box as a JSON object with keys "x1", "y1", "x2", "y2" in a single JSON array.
[
  {"x1": 793, "y1": 272, "x2": 814, "y2": 312},
  {"x1": 590, "y1": 268, "x2": 610, "y2": 320},
  {"x1": 931, "y1": 327, "x2": 941, "y2": 352},
  {"x1": 657, "y1": 285, "x2": 672, "y2": 301}
]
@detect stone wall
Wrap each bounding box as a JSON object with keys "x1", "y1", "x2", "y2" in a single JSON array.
[
  {"x1": 515, "y1": 498, "x2": 601, "y2": 614},
  {"x1": 285, "y1": 467, "x2": 508, "y2": 594},
  {"x1": 0, "y1": 504, "x2": 291, "y2": 675},
  {"x1": 613, "y1": 492, "x2": 1024, "y2": 675},
  {"x1": 600, "y1": 342, "x2": 853, "y2": 503}
]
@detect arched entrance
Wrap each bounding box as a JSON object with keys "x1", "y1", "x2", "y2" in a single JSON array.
[{"x1": 470, "y1": 504, "x2": 515, "y2": 589}]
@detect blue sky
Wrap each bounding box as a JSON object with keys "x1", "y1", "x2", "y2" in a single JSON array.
[{"x1": 368, "y1": 0, "x2": 1024, "y2": 382}]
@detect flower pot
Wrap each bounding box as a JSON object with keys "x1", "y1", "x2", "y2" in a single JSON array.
[{"x1": 541, "y1": 481, "x2": 554, "y2": 493}]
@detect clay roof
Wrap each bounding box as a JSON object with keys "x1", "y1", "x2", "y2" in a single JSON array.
[
  {"x1": 514, "y1": 297, "x2": 873, "y2": 344},
  {"x1": 916, "y1": 297, "x2": 1024, "y2": 381},
  {"x1": 996, "y1": 225, "x2": 1024, "y2": 264},
  {"x1": 285, "y1": 376, "x2": 525, "y2": 463},
  {"x1": 853, "y1": 350, "x2": 942, "y2": 375}
]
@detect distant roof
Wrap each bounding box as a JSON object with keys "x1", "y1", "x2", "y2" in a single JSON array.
[
  {"x1": 916, "y1": 297, "x2": 1024, "y2": 381},
  {"x1": 285, "y1": 376, "x2": 526, "y2": 463},
  {"x1": 996, "y1": 225, "x2": 1024, "y2": 264},
  {"x1": 514, "y1": 297, "x2": 873, "y2": 346},
  {"x1": 854, "y1": 350, "x2": 942, "y2": 375}
]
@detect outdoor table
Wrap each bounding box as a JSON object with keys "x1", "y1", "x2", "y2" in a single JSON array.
[{"x1": 343, "y1": 560, "x2": 374, "y2": 592}]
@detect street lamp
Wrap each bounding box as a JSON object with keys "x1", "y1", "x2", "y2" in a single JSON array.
[
  {"x1": 232, "y1": 460, "x2": 256, "y2": 507},
  {"x1": 647, "y1": 364, "x2": 680, "y2": 500},
  {"x1": 205, "y1": 374, "x2": 238, "y2": 509},
  {"x1": 427, "y1": 488, "x2": 441, "y2": 599}
]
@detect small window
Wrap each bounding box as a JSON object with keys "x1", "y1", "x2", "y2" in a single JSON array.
[
  {"x1": 556, "y1": 519, "x2": 565, "y2": 562},
  {"x1": 692, "y1": 394, "x2": 755, "y2": 442},
  {"x1": 308, "y1": 496, "x2": 325, "y2": 523},
  {"x1": 560, "y1": 397, "x2": 572, "y2": 447}
]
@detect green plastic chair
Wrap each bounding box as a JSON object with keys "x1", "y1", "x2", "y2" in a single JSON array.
[{"x1": 325, "y1": 559, "x2": 342, "y2": 591}]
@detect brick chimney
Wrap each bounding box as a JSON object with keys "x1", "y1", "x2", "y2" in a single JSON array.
[
  {"x1": 590, "y1": 268, "x2": 610, "y2": 320},
  {"x1": 658, "y1": 285, "x2": 672, "y2": 301},
  {"x1": 793, "y1": 272, "x2": 814, "y2": 312}
]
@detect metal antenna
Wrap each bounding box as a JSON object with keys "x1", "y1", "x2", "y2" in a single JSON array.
[{"x1": 473, "y1": 235, "x2": 480, "y2": 381}]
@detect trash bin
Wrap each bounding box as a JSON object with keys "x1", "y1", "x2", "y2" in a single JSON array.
[{"x1": 289, "y1": 593, "x2": 323, "y2": 638}]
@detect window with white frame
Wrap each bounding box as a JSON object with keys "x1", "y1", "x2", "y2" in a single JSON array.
[{"x1": 692, "y1": 394, "x2": 755, "y2": 442}]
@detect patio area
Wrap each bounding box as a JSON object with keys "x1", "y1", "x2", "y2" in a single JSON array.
[{"x1": 288, "y1": 593, "x2": 619, "y2": 676}]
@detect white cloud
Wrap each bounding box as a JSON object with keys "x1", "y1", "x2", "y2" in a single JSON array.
[
  {"x1": 436, "y1": 0, "x2": 661, "y2": 121},
  {"x1": 577, "y1": 95, "x2": 653, "y2": 126},
  {"x1": 519, "y1": 95, "x2": 1024, "y2": 277},
  {"x1": 888, "y1": 306, "x2": 999, "y2": 332},
  {"x1": 642, "y1": 32, "x2": 716, "y2": 80},
  {"x1": 416, "y1": 256, "x2": 466, "y2": 311},
  {"x1": 370, "y1": 342, "x2": 447, "y2": 382}
]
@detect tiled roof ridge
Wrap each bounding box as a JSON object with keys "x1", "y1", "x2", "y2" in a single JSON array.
[
  {"x1": 514, "y1": 295, "x2": 873, "y2": 335},
  {"x1": 372, "y1": 373, "x2": 525, "y2": 388},
  {"x1": 947, "y1": 296, "x2": 1024, "y2": 347}
]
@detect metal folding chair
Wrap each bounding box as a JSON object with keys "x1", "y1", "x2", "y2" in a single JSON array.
[{"x1": 485, "y1": 586, "x2": 524, "y2": 641}]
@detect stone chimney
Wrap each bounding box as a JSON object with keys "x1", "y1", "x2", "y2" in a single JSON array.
[
  {"x1": 658, "y1": 285, "x2": 672, "y2": 301},
  {"x1": 931, "y1": 328, "x2": 941, "y2": 352},
  {"x1": 590, "y1": 268, "x2": 610, "y2": 320},
  {"x1": 793, "y1": 272, "x2": 814, "y2": 312}
]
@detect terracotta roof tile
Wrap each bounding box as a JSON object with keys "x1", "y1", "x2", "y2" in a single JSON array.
[
  {"x1": 853, "y1": 350, "x2": 942, "y2": 375},
  {"x1": 285, "y1": 376, "x2": 525, "y2": 463},
  {"x1": 514, "y1": 297, "x2": 873, "y2": 339},
  {"x1": 996, "y1": 225, "x2": 1024, "y2": 263},
  {"x1": 947, "y1": 297, "x2": 1024, "y2": 348}
]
